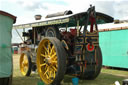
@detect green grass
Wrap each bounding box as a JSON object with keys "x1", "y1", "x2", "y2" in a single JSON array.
[
  {"x1": 63, "y1": 71, "x2": 126, "y2": 85},
  {"x1": 12, "y1": 54, "x2": 39, "y2": 85},
  {"x1": 102, "y1": 68, "x2": 128, "y2": 77},
  {"x1": 12, "y1": 54, "x2": 128, "y2": 85},
  {"x1": 12, "y1": 69, "x2": 40, "y2": 85}
]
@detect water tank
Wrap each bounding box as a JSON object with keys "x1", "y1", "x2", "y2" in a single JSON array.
[{"x1": 0, "y1": 10, "x2": 16, "y2": 85}]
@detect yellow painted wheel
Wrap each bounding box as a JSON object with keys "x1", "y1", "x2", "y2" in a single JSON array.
[
  {"x1": 37, "y1": 37, "x2": 66, "y2": 84},
  {"x1": 20, "y1": 53, "x2": 32, "y2": 76}
]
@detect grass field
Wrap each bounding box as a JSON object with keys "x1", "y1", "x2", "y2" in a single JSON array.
[{"x1": 12, "y1": 54, "x2": 128, "y2": 85}]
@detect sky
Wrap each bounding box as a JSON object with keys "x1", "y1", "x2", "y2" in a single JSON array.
[{"x1": 0, "y1": 0, "x2": 128, "y2": 43}]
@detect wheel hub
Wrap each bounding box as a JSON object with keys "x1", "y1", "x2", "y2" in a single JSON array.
[
  {"x1": 45, "y1": 58, "x2": 51, "y2": 64},
  {"x1": 20, "y1": 53, "x2": 30, "y2": 76}
]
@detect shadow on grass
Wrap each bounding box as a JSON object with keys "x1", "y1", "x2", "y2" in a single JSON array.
[
  {"x1": 12, "y1": 73, "x2": 126, "y2": 85},
  {"x1": 63, "y1": 73, "x2": 126, "y2": 85},
  {"x1": 12, "y1": 74, "x2": 40, "y2": 85}
]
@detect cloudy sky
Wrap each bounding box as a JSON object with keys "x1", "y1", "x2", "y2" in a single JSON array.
[{"x1": 0, "y1": 0, "x2": 128, "y2": 43}]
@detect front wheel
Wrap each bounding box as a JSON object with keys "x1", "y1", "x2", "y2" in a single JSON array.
[
  {"x1": 36, "y1": 37, "x2": 67, "y2": 85},
  {"x1": 19, "y1": 53, "x2": 32, "y2": 76}
]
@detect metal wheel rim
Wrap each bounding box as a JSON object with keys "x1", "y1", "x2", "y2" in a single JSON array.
[
  {"x1": 20, "y1": 53, "x2": 29, "y2": 76},
  {"x1": 37, "y1": 39, "x2": 58, "y2": 84}
]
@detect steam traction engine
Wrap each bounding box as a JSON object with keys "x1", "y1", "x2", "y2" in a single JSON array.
[{"x1": 14, "y1": 6, "x2": 113, "y2": 85}]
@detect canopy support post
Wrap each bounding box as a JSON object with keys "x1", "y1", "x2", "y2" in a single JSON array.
[
  {"x1": 77, "y1": 20, "x2": 79, "y2": 36},
  {"x1": 15, "y1": 29, "x2": 24, "y2": 42}
]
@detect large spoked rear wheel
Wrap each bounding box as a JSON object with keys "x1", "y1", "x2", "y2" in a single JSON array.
[
  {"x1": 20, "y1": 53, "x2": 32, "y2": 76},
  {"x1": 82, "y1": 46, "x2": 102, "y2": 80},
  {"x1": 36, "y1": 37, "x2": 66, "y2": 85}
]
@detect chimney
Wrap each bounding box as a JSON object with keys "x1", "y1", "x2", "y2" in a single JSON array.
[{"x1": 34, "y1": 15, "x2": 42, "y2": 20}]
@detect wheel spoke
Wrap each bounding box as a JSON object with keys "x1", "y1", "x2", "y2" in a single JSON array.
[
  {"x1": 54, "y1": 57, "x2": 57, "y2": 60},
  {"x1": 50, "y1": 46, "x2": 55, "y2": 55},
  {"x1": 49, "y1": 71, "x2": 52, "y2": 79},
  {"x1": 43, "y1": 45, "x2": 48, "y2": 53},
  {"x1": 56, "y1": 64, "x2": 58, "y2": 68},
  {"x1": 22, "y1": 63, "x2": 25, "y2": 67},
  {"x1": 24, "y1": 60, "x2": 28, "y2": 66},
  {"x1": 44, "y1": 64, "x2": 48, "y2": 70},
  {"x1": 44, "y1": 66, "x2": 51, "y2": 79},
  {"x1": 23, "y1": 61, "x2": 27, "y2": 67},
  {"x1": 52, "y1": 61, "x2": 57, "y2": 64},
  {"x1": 51, "y1": 56, "x2": 57, "y2": 61},
  {"x1": 40, "y1": 63, "x2": 46, "y2": 67},
  {"x1": 47, "y1": 71, "x2": 50, "y2": 79},
  {"x1": 44, "y1": 67, "x2": 49, "y2": 75},
  {"x1": 51, "y1": 52, "x2": 56, "y2": 58},
  {"x1": 23, "y1": 61, "x2": 26, "y2": 64},
  {"x1": 44, "y1": 51, "x2": 47, "y2": 55},
  {"x1": 53, "y1": 70, "x2": 56, "y2": 78},
  {"x1": 41, "y1": 54, "x2": 47, "y2": 58},
  {"x1": 48, "y1": 41, "x2": 51, "y2": 55},
  {"x1": 51, "y1": 66, "x2": 57, "y2": 71},
  {"x1": 22, "y1": 56, "x2": 24, "y2": 61},
  {"x1": 24, "y1": 66, "x2": 28, "y2": 71},
  {"x1": 25, "y1": 63, "x2": 28, "y2": 67},
  {"x1": 45, "y1": 73, "x2": 49, "y2": 79}
]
